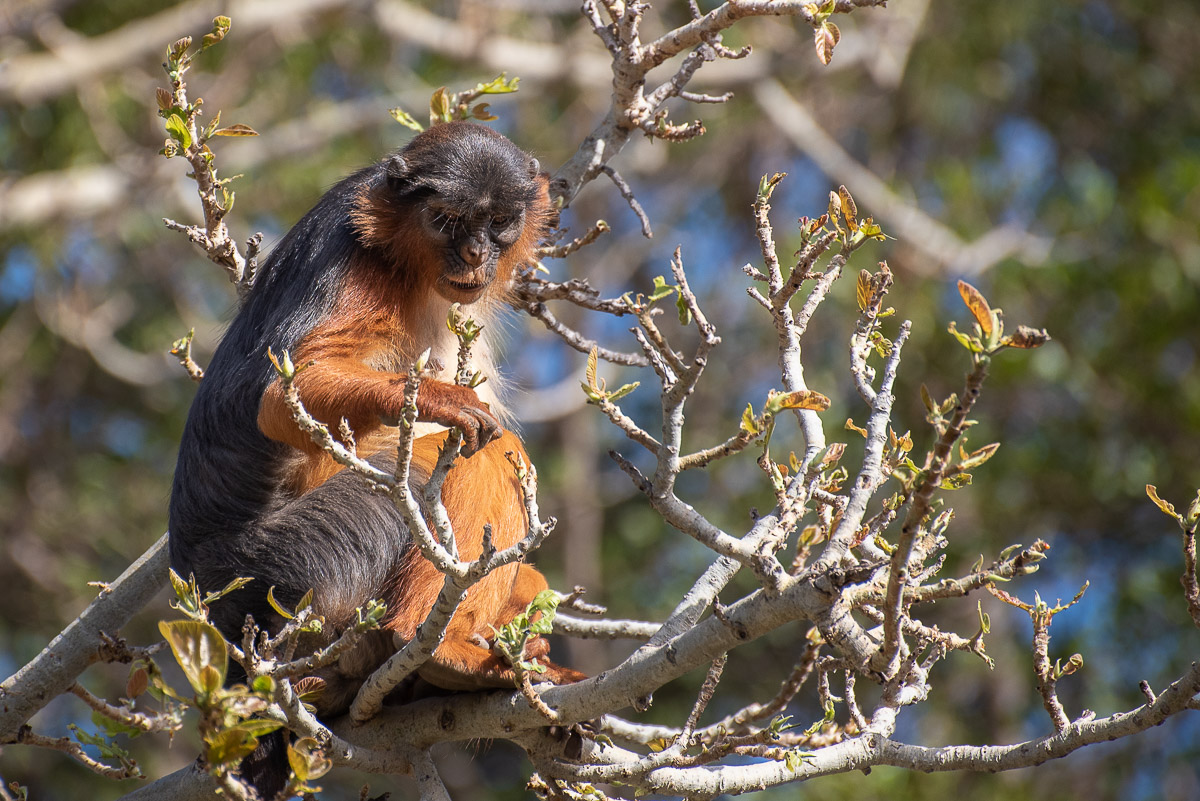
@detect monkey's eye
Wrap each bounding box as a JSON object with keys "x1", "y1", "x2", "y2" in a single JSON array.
[
  {"x1": 491, "y1": 214, "x2": 512, "y2": 228},
  {"x1": 432, "y1": 211, "x2": 460, "y2": 232}
]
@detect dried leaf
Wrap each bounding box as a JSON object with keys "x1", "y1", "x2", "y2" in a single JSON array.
[
  {"x1": 471, "y1": 102, "x2": 498, "y2": 121},
  {"x1": 201, "y1": 16, "x2": 231, "y2": 49},
  {"x1": 845, "y1": 418, "x2": 867, "y2": 438},
  {"x1": 856, "y1": 269, "x2": 871, "y2": 311},
  {"x1": 1004, "y1": 325, "x2": 1051, "y2": 349},
  {"x1": 957, "y1": 280, "x2": 993, "y2": 338},
  {"x1": 126, "y1": 667, "x2": 149, "y2": 699},
  {"x1": 838, "y1": 185, "x2": 857, "y2": 232},
  {"x1": 1146, "y1": 484, "x2": 1180, "y2": 520},
  {"x1": 585, "y1": 346, "x2": 598, "y2": 390},
  {"x1": 212, "y1": 123, "x2": 258, "y2": 137},
  {"x1": 821, "y1": 442, "x2": 846, "y2": 467},
  {"x1": 814, "y1": 21, "x2": 840, "y2": 65},
  {"x1": 920, "y1": 383, "x2": 936, "y2": 413},
  {"x1": 155, "y1": 87, "x2": 173, "y2": 112},
  {"x1": 430, "y1": 87, "x2": 452, "y2": 124},
  {"x1": 959, "y1": 442, "x2": 1001, "y2": 469},
  {"x1": 773, "y1": 389, "x2": 831, "y2": 412}
]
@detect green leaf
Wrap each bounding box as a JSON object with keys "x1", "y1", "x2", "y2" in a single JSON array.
[
  {"x1": 164, "y1": 114, "x2": 192, "y2": 150},
  {"x1": 939, "y1": 473, "x2": 973, "y2": 490},
  {"x1": 168, "y1": 568, "x2": 194, "y2": 604},
  {"x1": 297, "y1": 588, "x2": 314, "y2": 612},
  {"x1": 202, "y1": 575, "x2": 253, "y2": 604},
  {"x1": 267, "y1": 348, "x2": 295, "y2": 380},
  {"x1": 90, "y1": 709, "x2": 142, "y2": 739},
  {"x1": 858, "y1": 217, "x2": 886, "y2": 240},
  {"x1": 756, "y1": 172, "x2": 785, "y2": 201},
  {"x1": 288, "y1": 737, "x2": 333, "y2": 781},
  {"x1": 388, "y1": 107, "x2": 425, "y2": 132},
  {"x1": 740, "y1": 403, "x2": 761, "y2": 436},
  {"x1": 205, "y1": 722, "x2": 279, "y2": 767},
  {"x1": 266, "y1": 585, "x2": 295, "y2": 619},
  {"x1": 947, "y1": 321, "x2": 982, "y2": 353},
  {"x1": 473, "y1": 73, "x2": 520, "y2": 94},
  {"x1": 648, "y1": 275, "x2": 674, "y2": 302},
  {"x1": 158, "y1": 620, "x2": 228, "y2": 695},
  {"x1": 607, "y1": 381, "x2": 640, "y2": 401},
  {"x1": 676, "y1": 290, "x2": 692, "y2": 325}
]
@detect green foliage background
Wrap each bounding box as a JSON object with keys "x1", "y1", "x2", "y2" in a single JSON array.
[{"x1": 0, "y1": 0, "x2": 1197, "y2": 798}]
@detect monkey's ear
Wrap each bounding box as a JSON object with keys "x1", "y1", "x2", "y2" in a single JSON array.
[
  {"x1": 527, "y1": 157, "x2": 541, "y2": 178},
  {"x1": 385, "y1": 154, "x2": 408, "y2": 191}
]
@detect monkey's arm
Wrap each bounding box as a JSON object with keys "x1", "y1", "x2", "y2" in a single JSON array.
[{"x1": 258, "y1": 365, "x2": 498, "y2": 457}]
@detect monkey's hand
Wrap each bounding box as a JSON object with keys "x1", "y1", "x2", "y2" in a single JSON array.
[{"x1": 409, "y1": 380, "x2": 500, "y2": 456}]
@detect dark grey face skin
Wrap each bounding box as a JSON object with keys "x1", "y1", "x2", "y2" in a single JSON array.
[
  {"x1": 421, "y1": 201, "x2": 527, "y2": 299},
  {"x1": 383, "y1": 121, "x2": 543, "y2": 302}
]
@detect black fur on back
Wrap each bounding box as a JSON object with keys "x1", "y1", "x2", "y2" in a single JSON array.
[{"x1": 167, "y1": 157, "x2": 404, "y2": 637}]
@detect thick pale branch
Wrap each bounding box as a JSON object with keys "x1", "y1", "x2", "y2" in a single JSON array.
[
  {"x1": 597, "y1": 662, "x2": 1200, "y2": 798},
  {"x1": 0, "y1": 534, "x2": 168, "y2": 738}
]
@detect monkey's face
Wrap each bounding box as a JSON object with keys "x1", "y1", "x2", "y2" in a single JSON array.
[
  {"x1": 353, "y1": 122, "x2": 553, "y2": 303},
  {"x1": 421, "y1": 203, "x2": 527, "y2": 304}
]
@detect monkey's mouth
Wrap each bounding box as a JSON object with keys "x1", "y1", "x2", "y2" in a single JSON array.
[
  {"x1": 441, "y1": 264, "x2": 494, "y2": 298},
  {"x1": 444, "y1": 277, "x2": 489, "y2": 292}
]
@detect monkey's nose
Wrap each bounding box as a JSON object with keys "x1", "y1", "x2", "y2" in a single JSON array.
[{"x1": 459, "y1": 239, "x2": 487, "y2": 266}]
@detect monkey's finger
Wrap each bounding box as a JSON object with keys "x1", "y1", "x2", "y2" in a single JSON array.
[{"x1": 458, "y1": 407, "x2": 500, "y2": 456}]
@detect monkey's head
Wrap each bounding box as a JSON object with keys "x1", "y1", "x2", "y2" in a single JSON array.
[{"x1": 354, "y1": 121, "x2": 553, "y2": 305}]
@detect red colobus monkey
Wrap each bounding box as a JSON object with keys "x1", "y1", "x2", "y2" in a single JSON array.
[{"x1": 169, "y1": 121, "x2": 583, "y2": 725}]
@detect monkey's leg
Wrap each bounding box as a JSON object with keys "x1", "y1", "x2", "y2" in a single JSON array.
[
  {"x1": 385, "y1": 431, "x2": 586, "y2": 690},
  {"x1": 416, "y1": 562, "x2": 588, "y2": 690}
]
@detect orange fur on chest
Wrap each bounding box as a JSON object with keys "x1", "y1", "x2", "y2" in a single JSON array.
[{"x1": 257, "y1": 256, "x2": 436, "y2": 494}]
